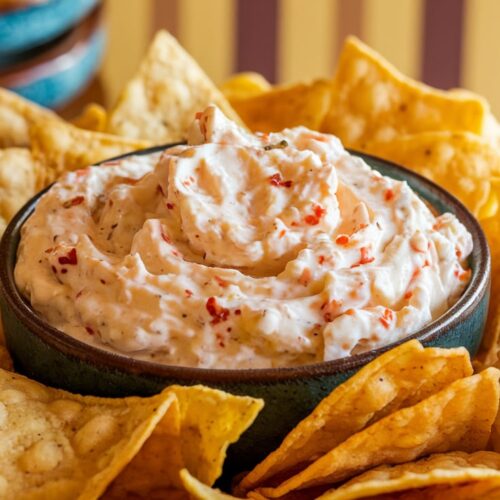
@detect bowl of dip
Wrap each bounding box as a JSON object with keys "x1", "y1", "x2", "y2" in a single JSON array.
[{"x1": 0, "y1": 106, "x2": 490, "y2": 471}]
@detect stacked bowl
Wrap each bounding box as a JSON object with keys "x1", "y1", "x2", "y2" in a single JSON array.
[{"x1": 0, "y1": 0, "x2": 105, "y2": 108}]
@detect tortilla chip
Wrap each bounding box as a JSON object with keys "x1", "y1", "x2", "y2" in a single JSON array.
[
  {"x1": 474, "y1": 215, "x2": 500, "y2": 369},
  {"x1": 259, "y1": 368, "x2": 499, "y2": 498},
  {"x1": 362, "y1": 131, "x2": 498, "y2": 216},
  {"x1": 231, "y1": 79, "x2": 332, "y2": 133},
  {"x1": 317, "y1": 451, "x2": 500, "y2": 499},
  {"x1": 372, "y1": 478, "x2": 500, "y2": 499},
  {"x1": 0, "y1": 148, "x2": 37, "y2": 234},
  {"x1": 180, "y1": 469, "x2": 239, "y2": 499},
  {"x1": 0, "y1": 368, "x2": 179, "y2": 500},
  {"x1": 29, "y1": 118, "x2": 152, "y2": 188},
  {"x1": 71, "y1": 103, "x2": 108, "y2": 133},
  {"x1": 237, "y1": 340, "x2": 472, "y2": 493},
  {"x1": 220, "y1": 72, "x2": 272, "y2": 102},
  {"x1": 103, "y1": 397, "x2": 185, "y2": 499},
  {"x1": 169, "y1": 385, "x2": 264, "y2": 487},
  {"x1": 107, "y1": 30, "x2": 242, "y2": 143},
  {"x1": 0, "y1": 87, "x2": 59, "y2": 148},
  {"x1": 322, "y1": 37, "x2": 489, "y2": 148}
]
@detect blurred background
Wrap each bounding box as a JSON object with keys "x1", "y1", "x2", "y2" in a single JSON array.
[{"x1": 1, "y1": 0, "x2": 500, "y2": 115}]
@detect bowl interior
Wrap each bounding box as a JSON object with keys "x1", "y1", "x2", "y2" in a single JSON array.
[{"x1": 0, "y1": 146, "x2": 491, "y2": 383}]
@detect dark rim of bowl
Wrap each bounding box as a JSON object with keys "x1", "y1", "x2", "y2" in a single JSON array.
[{"x1": 0, "y1": 145, "x2": 491, "y2": 383}]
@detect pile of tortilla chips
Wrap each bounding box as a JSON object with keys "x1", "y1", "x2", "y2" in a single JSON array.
[
  {"x1": 177, "y1": 340, "x2": 500, "y2": 499},
  {"x1": 2, "y1": 29, "x2": 500, "y2": 499}
]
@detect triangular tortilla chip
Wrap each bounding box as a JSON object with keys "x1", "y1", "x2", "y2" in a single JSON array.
[
  {"x1": 363, "y1": 131, "x2": 499, "y2": 216},
  {"x1": 318, "y1": 451, "x2": 500, "y2": 500},
  {"x1": 0, "y1": 368, "x2": 178, "y2": 500},
  {"x1": 0, "y1": 88, "x2": 59, "y2": 148},
  {"x1": 476, "y1": 215, "x2": 500, "y2": 369},
  {"x1": 180, "y1": 469, "x2": 238, "y2": 499},
  {"x1": 0, "y1": 148, "x2": 37, "y2": 234},
  {"x1": 231, "y1": 79, "x2": 332, "y2": 133},
  {"x1": 322, "y1": 37, "x2": 489, "y2": 148},
  {"x1": 29, "y1": 118, "x2": 152, "y2": 188},
  {"x1": 107, "y1": 30, "x2": 242, "y2": 143},
  {"x1": 169, "y1": 385, "x2": 264, "y2": 486},
  {"x1": 259, "y1": 368, "x2": 499, "y2": 498},
  {"x1": 238, "y1": 341, "x2": 472, "y2": 493}
]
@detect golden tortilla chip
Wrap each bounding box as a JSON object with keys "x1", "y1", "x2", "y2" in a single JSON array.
[
  {"x1": 372, "y1": 478, "x2": 500, "y2": 499},
  {"x1": 259, "y1": 367, "x2": 499, "y2": 498},
  {"x1": 0, "y1": 148, "x2": 37, "y2": 234},
  {"x1": 238, "y1": 340, "x2": 472, "y2": 493},
  {"x1": 107, "y1": 30, "x2": 242, "y2": 143},
  {"x1": 363, "y1": 131, "x2": 499, "y2": 216},
  {"x1": 71, "y1": 103, "x2": 108, "y2": 133},
  {"x1": 231, "y1": 79, "x2": 332, "y2": 133},
  {"x1": 473, "y1": 215, "x2": 500, "y2": 369},
  {"x1": 317, "y1": 451, "x2": 500, "y2": 500},
  {"x1": 322, "y1": 37, "x2": 489, "y2": 148},
  {"x1": 220, "y1": 72, "x2": 272, "y2": 102},
  {"x1": 180, "y1": 469, "x2": 238, "y2": 499},
  {"x1": 0, "y1": 368, "x2": 179, "y2": 500},
  {"x1": 0, "y1": 87, "x2": 59, "y2": 148},
  {"x1": 169, "y1": 385, "x2": 264, "y2": 487},
  {"x1": 105, "y1": 385, "x2": 263, "y2": 499},
  {"x1": 29, "y1": 118, "x2": 152, "y2": 188}
]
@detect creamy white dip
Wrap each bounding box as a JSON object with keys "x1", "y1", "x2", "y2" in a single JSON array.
[{"x1": 15, "y1": 106, "x2": 472, "y2": 368}]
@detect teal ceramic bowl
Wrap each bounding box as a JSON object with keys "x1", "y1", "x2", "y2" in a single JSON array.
[
  {"x1": 0, "y1": 147, "x2": 491, "y2": 473},
  {"x1": 0, "y1": 0, "x2": 98, "y2": 56},
  {"x1": 0, "y1": 5, "x2": 104, "y2": 108}
]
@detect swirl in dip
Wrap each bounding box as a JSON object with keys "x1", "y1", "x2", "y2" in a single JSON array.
[{"x1": 15, "y1": 106, "x2": 473, "y2": 368}]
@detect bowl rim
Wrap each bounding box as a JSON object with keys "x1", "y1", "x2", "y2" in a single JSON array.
[{"x1": 0, "y1": 145, "x2": 491, "y2": 383}]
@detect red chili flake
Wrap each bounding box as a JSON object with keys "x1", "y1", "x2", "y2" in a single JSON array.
[
  {"x1": 206, "y1": 297, "x2": 230, "y2": 325},
  {"x1": 269, "y1": 173, "x2": 293, "y2": 188},
  {"x1": 298, "y1": 268, "x2": 312, "y2": 286},
  {"x1": 384, "y1": 189, "x2": 395, "y2": 202},
  {"x1": 345, "y1": 308, "x2": 356, "y2": 316},
  {"x1": 404, "y1": 290, "x2": 413, "y2": 299},
  {"x1": 279, "y1": 229, "x2": 286, "y2": 238},
  {"x1": 318, "y1": 255, "x2": 326, "y2": 265},
  {"x1": 359, "y1": 247, "x2": 375, "y2": 265},
  {"x1": 63, "y1": 196, "x2": 85, "y2": 209},
  {"x1": 61, "y1": 269, "x2": 68, "y2": 274},
  {"x1": 304, "y1": 204, "x2": 327, "y2": 226},
  {"x1": 215, "y1": 332, "x2": 226, "y2": 348},
  {"x1": 184, "y1": 289, "x2": 193, "y2": 298},
  {"x1": 321, "y1": 299, "x2": 343, "y2": 322},
  {"x1": 51, "y1": 265, "x2": 57, "y2": 274},
  {"x1": 423, "y1": 260, "x2": 431, "y2": 268},
  {"x1": 336, "y1": 234, "x2": 350, "y2": 246},
  {"x1": 85, "y1": 326, "x2": 94, "y2": 335},
  {"x1": 58, "y1": 248, "x2": 77, "y2": 266},
  {"x1": 100, "y1": 279, "x2": 106, "y2": 285},
  {"x1": 379, "y1": 308, "x2": 394, "y2": 329},
  {"x1": 455, "y1": 268, "x2": 471, "y2": 282},
  {"x1": 411, "y1": 268, "x2": 420, "y2": 280},
  {"x1": 166, "y1": 202, "x2": 175, "y2": 210},
  {"x1": 234, "y1": 308, "x2": 242, "y2": 315},
  {"x1": 290, "y1": 221, "x2": 299, "y2": 227},
  {"x1": 45, "y1": 247, "x2": 53, "y2": 254},
  {"x1": 227, "y1": 327, "x2": 232, "y2": 333},
  {"x1": 214, "y1": 275, "x2": 230, "y2": 287},
  {"x1": 456, "y1": 248, "x2": 462, "y2": 259}
]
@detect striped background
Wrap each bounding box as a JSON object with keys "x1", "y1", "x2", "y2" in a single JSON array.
[{"x1": 102, "y1": 0, "x2": 500, "y2": 115}]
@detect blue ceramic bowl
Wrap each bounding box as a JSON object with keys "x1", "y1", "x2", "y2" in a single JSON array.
[
  {"x1": 0, "y1": 147, "x2": 490, "y2": 472},
  {"x1": 0, "y1": 0, "x2": 98, "y2": 56},
  {"x1": 0, "y1": 5, "x2": 104, "y2": 108}
]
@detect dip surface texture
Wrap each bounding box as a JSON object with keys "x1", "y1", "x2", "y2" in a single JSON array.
[{"x1": 15, "y1": 106, "x2": 473, "y2": 368}]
